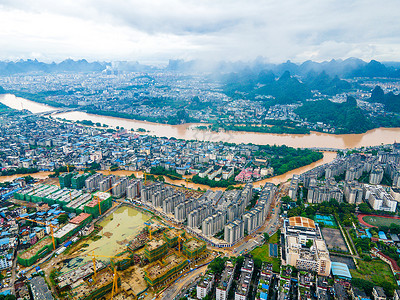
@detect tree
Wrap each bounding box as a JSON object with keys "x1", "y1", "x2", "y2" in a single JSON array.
[
  {"x1": 281, "y1": 196, "x2": 291, "y2": 204},
  {"x1": 156, "y1": 175, "x2": 165, "y2": 182},
  {"x1": 306, "y1": 240, "x2": 313, "y2": 248},
  {"x1": 352, "y1": 278, "x2": 374, "y2": 296},
  {"x1": 24, "y1": 175, "x2": 35, "y2": 184},
  {"x1": 208, "y1": 257, "x2": 226, "y2": 275},
  {"x1": 57, "y1": 214, "x2": 68, "y2": 224},
  {"x1": 358, "y1": 203, "x2": 372, "y2": 214},
  {"x1": 263, "y1": 233, "x2": 270, "y2": 243}
]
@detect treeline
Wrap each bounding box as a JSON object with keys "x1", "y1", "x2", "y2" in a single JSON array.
[
  {"x1": 1, "y1": 167, "x2": 39, "y2": 176},
  {"x1": 205, "y1": 123, "x2": 310, "y2": 135},
  {"x1": 82, "y1": 107, "x2": 196, "y2": 125},
  {"x1": 287, "y1": 199, "x2": 356, "y2": 226},
  {"x1": 254, "y1": 145, "x2": 323, "y2": 176},
  {"x1": 7, "y1": 90, "x2": 73, "y2": 108},
  {"x1": 295, "y1": 96, "x2": 373, "y2": 134},
  {"x1": 49, "y1": 166, "x2": 76, "y2": 177},
  {"x1": 192, "y1": 174, "x2": 237, "y2": 188},
  {"x1": 149, "y1": 166, "x2": 182, "y2": 180}
]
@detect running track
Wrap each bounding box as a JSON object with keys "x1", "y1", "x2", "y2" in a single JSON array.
[{"x1": 358, "y1": 213, "x2": 400, "y2": 227}]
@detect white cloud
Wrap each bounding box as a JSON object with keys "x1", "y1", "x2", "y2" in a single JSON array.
[{"x1": 0, "y1": 0, "x2": 399, "y2": 62}]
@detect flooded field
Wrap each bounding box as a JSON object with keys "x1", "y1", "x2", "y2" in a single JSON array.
[{"x1": 61, "y1": 206, "x2": 150, "y2": 271}]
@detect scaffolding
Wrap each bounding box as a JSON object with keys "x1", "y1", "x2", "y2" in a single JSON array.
[
  {"x1": 182, "y1": 238, "x2": 206, "y2": 259},
  {"x1": 144, "y1": 252, "x2": 188, "y2": 287},
  {"x1": 84, "y1": 192, "x2": 112, "y2": 218},
  {"x1": 163, "y1": 229, "x2": 184, "y2": 248},
  {"x1": 59, "y1": 172, "x2": 76, "y2": 188},
  {"x1": 144, "y1": 239, "x2": 167, "y2": 262}
]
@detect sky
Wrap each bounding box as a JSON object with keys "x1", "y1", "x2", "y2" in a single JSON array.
[{"x1": 0, "y1": 0, "x2": 400, "y2": 63}]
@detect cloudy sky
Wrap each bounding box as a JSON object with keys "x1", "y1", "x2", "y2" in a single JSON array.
[{"x1": 0, "y1": 0, "x2": 399, "y2": 63}]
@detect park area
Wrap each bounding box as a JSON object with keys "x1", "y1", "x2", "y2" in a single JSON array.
[
  {"x1": 350, "y1": 259, "x2": 397, "y2": 289},
  {"x1": 358, "y1": 214, "x2": 400, "y2": 228},
  {"x1": 251, "y1": 232, "x2": 280, "y2": 272}
]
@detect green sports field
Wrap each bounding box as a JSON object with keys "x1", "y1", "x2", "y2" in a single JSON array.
[{"x1": 362, "y1": 215, "x2": 400, "y2": 227}]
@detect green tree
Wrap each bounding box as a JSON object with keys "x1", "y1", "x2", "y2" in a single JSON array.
[
  {"x1": 57, "y1": 214, "x2": 68, "y2": 224},
  {"x1": 24, "y1": 175, "x2": 35, "y2": 183},
  {"x1": 358, "y1": 203, "x2": 372, "y2": 214},
  {"x1": 209, "y1": 257, "x2": 226, "y2": 275},
  {"x1": 263, "y1": 233, "x2": 270, "y2": 243}
]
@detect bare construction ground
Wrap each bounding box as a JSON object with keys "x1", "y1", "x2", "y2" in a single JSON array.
[
  {"x1": 119, "y1": 265, "x2": 153, "y2": 299},
  {"x1": 20, "y1": 237, "x2": 52, "y2": 259},
  {"x1": 321, "y1": 227, "x2": 348, "y2": 252}
]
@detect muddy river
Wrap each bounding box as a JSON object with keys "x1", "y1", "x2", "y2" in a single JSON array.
[{"x1": 1, "y1": 93, "x2": 400, "y2": 149}]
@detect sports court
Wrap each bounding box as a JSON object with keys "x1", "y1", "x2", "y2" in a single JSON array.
[
  {"x1": 269, "y1": 243, "x2": 278, "y2": 257},
  {"x1": 314, "y1": 214, "x2": 337, "y2": 228}
]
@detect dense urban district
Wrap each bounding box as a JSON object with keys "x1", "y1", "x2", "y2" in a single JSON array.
[
  {"x1": 1, "y1": 59, "x2": 400, "y2": 134},
  {"x1": 1, "y1": 59, "x2": 400, "y2": 300}
]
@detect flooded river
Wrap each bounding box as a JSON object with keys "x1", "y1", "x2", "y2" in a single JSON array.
[
  {"x1": 0, "y1": 171, "x2": 54, "y2": 183},
  {"x1": 98, "y1": 151, "x2": 337, "y2": 189},
  {"x1": 1, "y1": 94, "x2": 400, "y2": 149}
]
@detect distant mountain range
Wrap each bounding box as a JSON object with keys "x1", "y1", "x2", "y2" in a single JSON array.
[{"x1": 0, "y1": 58, "x2": 400, "y2": 78}]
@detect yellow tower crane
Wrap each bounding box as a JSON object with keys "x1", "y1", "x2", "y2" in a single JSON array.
[
  {"x1": 177, "y1": 235, "x2": 184, "y2": 255},
  {"x1": 85, "y1": 252, "x2": 126, "y2": 299},
  {"x1": 16, "y1": 217, "x2": 57, "y2": 250},
  {"x1": 92, "y1": 180, "x2": 123, "y2": 216}
]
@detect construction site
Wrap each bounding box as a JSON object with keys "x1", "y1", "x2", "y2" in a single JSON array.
[
  {"x1": 46, "y1": 215, "x2": 212, "y2": 299},
  {"x1": 13, "y1": 174, "x2": 214, "y2": 299},
  {"x1": 14, "y1": 183, "x2": 110, "y2": 216}
]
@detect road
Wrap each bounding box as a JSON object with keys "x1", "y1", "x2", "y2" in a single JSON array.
[
  {"x1": 9, "y1": 250, "x2": 18, "y2": 295},
  {"x1": 160, "y1": 265, "x2": 208, "y2": 300},
  {"x1": 231, "y1": 183, "x2": 286, "y2": 256}
]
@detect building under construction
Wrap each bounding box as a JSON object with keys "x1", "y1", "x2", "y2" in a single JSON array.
[
  {"x1": 56, "y1": 260, "x2": 106, "y2": 291},
  {"x1": 59, "y1": 172, "x2": 76, "y2": 188},
  {"x1": 68, "y1": 267, "x2": 120, "y2": 300},
  {"x1": 144, "y1": 239, "x2": 167, "y2": 262},
  {"x1": 71, "y1": 173, "x2": 90, "y2": 190},
  {"x1": 144, "y1": 252, "x2": 188, "y2": 287},
  {"x1": 17, "y1": 236, "x2": 54, "y2": 267},
  {"x1": 14, "y1": 184, "x2": 93, "y2": 215},
  {"x1": 53, "y1": 213, "x2": 93, "y2": 243},
  {"x1": 84, "y1": 192, "x2": 112, "y2": 218},
  {"x1": 182, "y1": 238, "x2": 206, "y2": 259},
  {"x1": 163, "y1": 229, "x2": 184, "y2": 248}
]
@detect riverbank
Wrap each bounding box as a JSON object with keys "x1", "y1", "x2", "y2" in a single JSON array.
[
  {"x1": 0, "y1": 152, "x2": 337, "y2": 189},
  {"x1": 2, "y1": 94, "x2": 400, "y2": 149}
]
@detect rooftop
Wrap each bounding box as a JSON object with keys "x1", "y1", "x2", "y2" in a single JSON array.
[
  {"x1": 146, "y1": 239, "x2": 165, "y2": 251},
  {"x1": 289, "y1": 216, "x2": 316, "y2": 229},
  {"x1": 184, "y1": 239, "x2": 205, "y2": 251},
  {"x1": 53, "y1": 223, "x2": 78, "y2": 239},
  {"x1": 331, "y1": 262, "x2": 352, "y2": 280},
  {"x1": 69, "y1": 213, "x2": 91, "y2": 225}
]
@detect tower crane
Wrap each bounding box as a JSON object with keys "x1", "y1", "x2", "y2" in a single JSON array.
[
  {"x1": 85, "y1": 251, "x2": 126, "y2": 299},
  {"x1": 92, "y1": 180, "x2": 123, "y2": 216},
  {"x1": 16, "y1": 217, "x2": 57, "y2": 250}
]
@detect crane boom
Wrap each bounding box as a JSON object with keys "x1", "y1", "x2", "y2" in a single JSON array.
[{"x1": 17, "y1": 217, "x2": 57, "y2": 250}]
